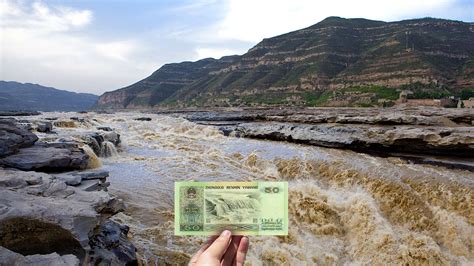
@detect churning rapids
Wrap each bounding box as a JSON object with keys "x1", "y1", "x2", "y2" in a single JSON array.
[{"x1": 40, "y1": 112, "x2": 474, "y2": 265}]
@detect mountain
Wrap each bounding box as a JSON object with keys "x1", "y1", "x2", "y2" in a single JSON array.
[
  {"x1": 0, "y1": 81, "x2": 99, "y2": 111},
  {"x1": 95, "y1": 17, "x2": 474, "y2": 109}
]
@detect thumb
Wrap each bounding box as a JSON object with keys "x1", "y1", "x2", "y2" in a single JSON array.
[{"x1": 201, "y1": 230, "x2": 232, "y2": 259}]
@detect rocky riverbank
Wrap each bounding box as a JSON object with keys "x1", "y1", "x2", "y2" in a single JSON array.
[
  {"x1": 65, "y1": 111, "x2": 474, "y2": 265},
  {"x1": 0, "y1": 115, "x2": 137, "y2": 265},
  {"x1": 177, "y1": 106, "x2": 474, "y2": 170},
  {"x1": 1, "y1": 108, "x2": 472, "y2": 264}
]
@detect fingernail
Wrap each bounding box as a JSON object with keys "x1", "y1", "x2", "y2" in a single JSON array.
[{"x1": 221, "y1": 230, "x2": 231, "y2": 237}]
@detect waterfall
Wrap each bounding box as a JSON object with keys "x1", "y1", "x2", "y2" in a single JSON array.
[
  {"x1": 215, "y1": 198, "x2": 259, "y2": 215},
  {"x1": 100, "y1": 141, "x2": 118, "y2": 157},
  {"x1": 82, "y1": 144, "x2": 102, "y2": 169}
]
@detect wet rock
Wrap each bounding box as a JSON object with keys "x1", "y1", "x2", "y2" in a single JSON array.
[
  {"x1": 0, "y1": 142, "x2": 90, "y2": 172},
  {"x1": 222, "y1": 122, "x2": 474, "y2": 157},
  {"x1": 184, "y1": 111, "x2": 264, "y2": 122},
  {"x1": 81, "y1": 133, "x2": 104, "y2": 156},
  {"x1": 134, "y1": 117, "x2": 152, "y2": 121},
  {"x1": 0, "y1": 117, "x2": 16, "y2": 123},
  {"x1": 97, "y1": 126, "x2": 113, "y2": 132},
  {"x1": 89, "y1": 220, "x2": 137, "y2": 266},
  {"x1": 103, "y1": 131, "x2": 121, "y2": 146},
  {"x1": 0, "y1": 247, "x2": 80, "y2": 266},
  {"x1": 73, "y1": 170, "x2": 109, "y2": 180},
  {"x1": 36, "y1": 122, "x2": 53, "y2": 133},
  {"x1": 183, "y1": 107, "x2": 474, "y2": 126},
  {"x1": 0, "y1": 116, "x2": 130, "y2": 263},
  {"x1": 37, "y1": 128, "x2": 120, "y2": 159},
  {"x1": 0, "y1": 120, "x2": 38, "y2": 157},
  {"x1": 70, "y1": 117, "x2": 85, "y2": 123},
  {"x1": 0, "y1": 111, "x2": 41, "y2": 116},
  {"x1": 95, "y1": 110, "x2": 115, "y2": 114},
  {"x1": 178, "y1": 107, "x2": 474, "y2": 159},
  {"x1": 17, "y1": 122, "x2": 33, "y2": 131},
  {"x1": 98, "y1": 198, "x2": 125, "y2": 214}
]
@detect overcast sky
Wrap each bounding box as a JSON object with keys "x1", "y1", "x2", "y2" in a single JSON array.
[{"x1": 0, "y1": 0, "x2": 472, "y2": 95}]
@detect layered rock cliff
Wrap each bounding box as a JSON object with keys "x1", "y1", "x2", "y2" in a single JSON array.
[{"x1": 95, "y1": 17, "x2": 474, "y2": 109}]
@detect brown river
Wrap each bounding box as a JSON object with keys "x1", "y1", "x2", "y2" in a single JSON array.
[{"x1": 39, "y1": 112, "x2": 474, "y2": 265}]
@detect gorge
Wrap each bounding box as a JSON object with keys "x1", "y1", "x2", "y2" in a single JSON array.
[
  {"x1": 1, "y1": 108, "x2": 473, "y2": 264},
  {"x1": 1, "y1": 15, "x2": 473, "y2": 266}
]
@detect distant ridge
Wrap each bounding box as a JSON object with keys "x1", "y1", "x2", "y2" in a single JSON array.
[
  {"x1": 0, "y1": 81, "x2": 98, "y2": 111},
  {"x1": 95, "y1": 17, "x2": 474, "y2": 109}
]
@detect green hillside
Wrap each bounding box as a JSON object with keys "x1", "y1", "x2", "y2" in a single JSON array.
[{"x1": 95, "y1": 17, "x2": 474, "y2": 109}]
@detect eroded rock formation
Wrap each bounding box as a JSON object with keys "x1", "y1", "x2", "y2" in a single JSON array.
[
  {"x1": 180, "y1": 107, "x2": 474, "y2": 169},
  {"x1": 0, "y1": 119, "x2": 38, "y2": 157},
  {"x1": 0, "y1": 117, "x2": 136, "y2": 264},
  {"x1": 0, "y1": 142, "x2": 90, "y2": 171}
]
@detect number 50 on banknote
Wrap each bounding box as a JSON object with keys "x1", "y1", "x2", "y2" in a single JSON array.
[{"x1": 175, "y1": 181, "x2": 288, "y2": 236}]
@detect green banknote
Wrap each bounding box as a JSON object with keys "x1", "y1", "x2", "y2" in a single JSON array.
[{"x1": 175, "y1": 181, "x2": 288, "y2": 236}]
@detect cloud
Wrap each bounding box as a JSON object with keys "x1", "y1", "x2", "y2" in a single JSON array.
[
  {"x1": 95, "y1": 41, "x2": 138, "y2": 62},
  {"x1": 1, "y1": 1, "x2": 92, "y2": 32},
  {"x1": 0, "y1": 0, "x2": 156, "y2": 94},
  {"x1": 1, "y1": 0, "x2": 471, "y2": 94},
  {"x1": 195, "y1": 47, "x2": 241, "y2": 59},
  {"x1": 190, "y1": 0, "x2": 472, "y2": 60},
  {"x1": 168, "y1": 0, "x2": 219, "y2": 12},
  {"x1": 217, "y1": 0, "x2": 471, "y2": 43}
]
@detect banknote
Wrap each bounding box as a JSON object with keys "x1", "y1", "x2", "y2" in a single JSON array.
[{"x1": 175, "y1": 181, "x2": 288, "y2": 236}]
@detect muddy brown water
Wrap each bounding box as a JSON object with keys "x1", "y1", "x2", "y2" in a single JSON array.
[{"x1": 35, "y1": 113, "x2": 474, "y2": 265}]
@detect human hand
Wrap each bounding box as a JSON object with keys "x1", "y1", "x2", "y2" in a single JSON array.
[{"x1": 189, "y1": 230, "x2": 249, "y2": 266}]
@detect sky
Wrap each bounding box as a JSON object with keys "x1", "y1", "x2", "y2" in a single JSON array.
[{"x1": 0, "y1": 0, "x2": 472, "y2": 95}]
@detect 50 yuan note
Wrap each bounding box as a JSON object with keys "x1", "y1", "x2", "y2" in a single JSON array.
[{"x1": 174, "y1": 181, "x2": 288, "y2": 236}]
